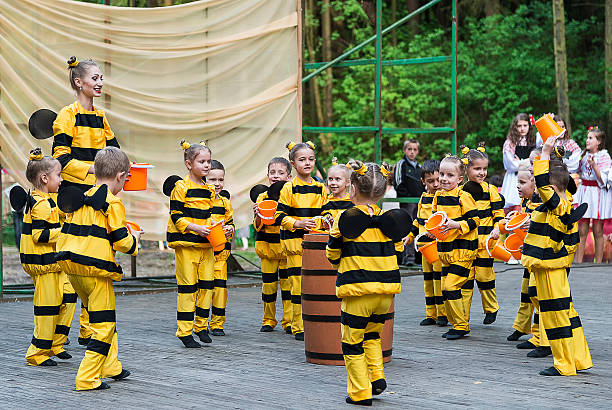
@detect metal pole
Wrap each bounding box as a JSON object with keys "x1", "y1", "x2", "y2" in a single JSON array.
[
  {"x1": 375, "y1": 0, "x2": 382, "y2": 163},
  {"x1": 451, "y1": 0, "x2": 458, "y2": 155}
]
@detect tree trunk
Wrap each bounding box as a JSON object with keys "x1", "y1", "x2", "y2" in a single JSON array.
[
  {"x1": 304, "y1": 0, "x2": 326, "y2": 145},
  {"x1": 606, "y1": 0, "x2": 612, "y2": 142},
  {"x1": 391, "y1": 0, "x2": 397, "y2": 47},
  {"x1": 484, "y1": 0, "x2": 500, "y2": 16},
  {"x1": 406, "y1": 0, "x2": 420, "y2": 34},
  {"x1": 322, "y1": 0, "x2": 333, "y2": 128},
  {"x1": 552, "y1": 0, "x2": 571, "y2": 134}
]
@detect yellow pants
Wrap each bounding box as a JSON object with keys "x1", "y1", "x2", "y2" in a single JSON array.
[
  {"x1": 512, "y1": 268, "x2": 534, "y2": 334},
  {"x1": 442, "y1": 260, "x2": 473, "y2": 332},
  {"x1": 341, "y1": 294, "x2": 393, "y2": 402},
  {"x1": 175, "y1": 247, "x2": 215, "y2": 337},
  {"x1": 527, "y1": 270, "x2": 549, "y2": 347},
  {"x1": 422, "y1": 259, "x2": 445, "y2": 320},
  {"x1": 287, "y1": 253, "x2": 304, "y2": 334},
  {"x1": 68, "y1": 274, "x2": 122, "y2": 390},
  {"x1": 462, "y1": 257, "x2": 499, "y2": 318},
  {"x1": 79, "y1": 304, "x2": 92, "y2": 339},
  {"x1": 209, "y1": 256, "x2": 229, "y2": 330},
  {"x1": 533, "y1": 267, "x2": 592, "y2": 375},
  {"x1": 25, "y1": 272, "x2": 76, "y2": 365},
  {"x1": 261, "y1": 258, "x2": 292, "y2": 328}
]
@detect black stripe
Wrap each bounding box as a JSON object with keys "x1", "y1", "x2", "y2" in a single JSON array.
[
  {"x1": 303, "y1": 241, "x2": 328, "y2": 250},
  {"x1": 466, "y1": 218, "x2": 477, "y2": 231},
  {"x1": 34, "y1": 305, "x2": 61, "y2": 316},
  {"x1": 38, "y1": 229, "x2": 51, "y2": 243},
  {"x1": 436, "y1": 196, "x2": 460, "y2": 206},
  {"x1": 20, "y1": 252, "x2": 57, "y2": 266},
  {"x1": 31, "y1": 220, "x2": 60, "y2": 230},
  {"x1": 292, "y1": 185, "x2": 324, "y2": 195},
  {"x1": 75, "y1": 113, "x2": 104, "y2": 128},
  {"x1": 281, "y1": 290, "x2": 291, "y2": 300},
  {"x1": 186, "y1": 188, "x2": 214, "y2": 199},
  {"x1": 55, "y1": 251, "x2": 123, "y2": 275},
  {"x1": 127, "y1": 236, "x2": 137, "y2": 255},
  {"x1": 58, "y1": 179, "x2": 93, "y2": 192},
  {"x1": 107, "y1": 137, "x2": 120, "y2": 148},
  {"x1": 262, "y1": 293, "x2": 277, "y2": 303},
  {"x1": 521, "y1": 293, "x2": 531, "y2": 303},
  {"x1": 261, "y1": 272, "x2": 278, "y2": 283},
  {"x1": 89, "y1": 310, "x2": 116, "y2": 323},
  {"x1": 477, "y1": 209, "x2": 493, "y2": 219},
  {"x1": 213, "y1": 279, "x2": 227, "y2": 288},
  {"x1": 55, "y1": 324, "x2": 70, "y2": 336},
  {"x1": 182, "y1": 207, "x2": 212, "y2": 220},
  {"x1": 177, "y1": 311, "x2": 195, "y2": 321},
  {"x1": 210, "y1": 206, "x2": 225, "y2": 215},
  {"x1": 322, "y1": 200, "x2": 353, "y2": 211},
  {"x1": 282, "y1": 207, "x2": 322, "y2": 218},
  {"x1": 425, "y1": 296, "x2": 436, "y2": 306},
  {"x1": 304, "y1": 314, "x2": 341, "y2": 323},
  {"x1": 71, "y1": 147, "x2": 99, "y2": 162},
  {"x1": 539, "y1": 297, "x2": 571, "y2": 313},
  {"x1": 444, "y1": 289, "x2": 462, "y2": 300},
  {"x1": 461, "y1": 280, "x2": 474, "y2": 290},
  {"x1": 62, "y1": 293, "x2": 77, "y2": 304},
  {"x1": 341, "y1": 241, "x2": 397, "y2": 258},
  {"x1": 336, "y1": 269, "x2": 400, "y2": 287},
  {"x1": 522, "y1": 269, "x2": 530, "y2": 279},
  {"x1": 545, "y1": 325, "x2": 572, "y2": 340},
  {"x1": 522, "y1": 242, "x2": 569, "y2": 261},
  {"x1": 327, "y1": 235, "x2": 343, "y2": 249},
  {"x1": 442, "y1": 264, "x2": 471, "y2": 278},
  {"x1": 109, "y1": 227, "x2": 129, "y2": 243},
  {"x1": 177, "y1": 284, "x2": 197, "y2": 293},
  {"x1": 53, "y1": 132, "x2": 73, "y2": 148},
  {"x1": 301, "y1": 294, "x2": 341, "y2": 302},
  {"x1": 195, "y1": 307, "x2": 210, "y2": 318},
  {"x1": 62, "y1": 223, "x2": 111, "y2": 242},
  {"x1": 281, "y1": 229, "x2": 306, "y2": 240},
  {"x1": 291, "y1": 295, "x2": 302, "y2": 305},
  {"x1": 87, "y1": 338, "x2": 111, "y2": 356},
  {"x1": 198, "y1": 280, "x2": 214, "y2": 290},
  {"x1": 476, "y1": 280, "x2": 495, "y2": 290},
  {"x1": 473, "y1": 257, "x2": 494, "y2": 268},
  {"x1": 31, "y1": 336, "x2": 53, "y2": 350},
  {"x1": 421, "y1": 196, "x2": 434, "y2": 204},
  {"x1": 437, "y1": 239, "x2": 478, "y2": 252},
  {"x1": 528, "y1": 286, "x2": 537, "y2": 298},
  {"x1": 166, "y1": 232, "x2": 207, "y2": 244},
  {"x1": 478, "y1": 225, "x2": 494, "y2": 235},
  {"x1": 423, "y1": 272, "x2": 434, "y2": 281},
  {"x1": 534, "y1": 172, "x2": 550, "y2": 188},
  {"x1": 342, "y1": 341, "x2": 364, "y2": 355},
  {"x1": 364, "y1": 332, "x2": 381, "y2": 341},
  {"x1": 211, "y1": 307, "x2": 225, "y2": 316},
  {"x1": 533, "y1": 313, "x2": 539, "y2": 324},
  {"x1": 286, "y1": 267, "x2": 302, "y2": 277},
  {"x1": 305, "y1": 350, "x2": 392, "y2": 361},
  {"x1": 256, "y1": 231, "x2": 280, "y2": 243}
]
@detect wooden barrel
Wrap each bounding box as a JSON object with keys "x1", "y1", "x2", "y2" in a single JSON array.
[{"x1": 301, "y1": 233, "x2": 394, "y2": 366}]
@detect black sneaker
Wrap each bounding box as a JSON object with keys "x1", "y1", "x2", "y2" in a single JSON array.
[
  {"x1": 211, "y1": 329, "x2": 225, "y2": 336},
  {"x1": 195, "y1": 330, "x2": 212, "y2": 344},
  {"x1": 441, "y1": 331, "x2": 449, "y2": 338},
  {"x1": 539, "y1": 366, "x2": 562, "y2": 376},
  {"x1": 111, "y1": 369, "x2": 131, "y2": 380},
  {"x1": 445, "y1": 329, "x2": 469, "y2": 340},
  {"x1": 346, "y1": 396, "x2": 372, "y2": 406},
  {"x1": 436, "y1": 316, "x2": 448, "y2": 326},
  {"x1": 419, "y1": 318, "x2": 436, "y2": 326},
  {"x1": 260, "y1": 325, "x2": 274, "y2": 332},
  {"x1": 78, "y1": 337, "x2": 91, "y2": 346},
  {"x1": 64, "y1": 338, "x2": 71, "y2": 346},
  {"x1": 179, "y1": 335, "x2": 201, "y2": 348},
  {"x1": 55, "y1": 351, "x2": 72, "y2": 360},
  {"x1": 483, "y1": 311, "x2": 498, "y2": 325},
  {"x1": 294, "y1": 332, "x2": 304, "y2": 341},
  {"x1": 39, "y1": 358, "x2": 57, "y2": 367},
  {"x1": 507, "y1": 330, "x2": 527, "y2": 341},
  {"x1": 516, "y1": 340, "x2": 536, "y2": 350},
  {"x1": 527, "y1": 346, "x2": 552, "y2": 358},
  {"x1": 284, "y1": 326, "x2": 292, "y2": 334},
  {"x1": 92, "y1": 382, "x2": 111, "y2": 390},
  {"x1": 371, "y1": 379, "x2": 387, "y2": 395}
]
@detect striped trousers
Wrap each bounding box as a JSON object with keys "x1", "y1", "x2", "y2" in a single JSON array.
[
  {"x1": 261, "y1": 258, "x2": 292, "y2": 328},
  {"x1": 423, "y1": 259, "x2": 445, "y2": 320}
]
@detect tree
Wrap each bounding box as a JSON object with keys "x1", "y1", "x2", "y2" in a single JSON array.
[
  {"x1": 606, "y1": 0, "x2": 612, "y2": 142},
  {"x1": 552, "y1": 0, "x2": 571, "y2": 134}
]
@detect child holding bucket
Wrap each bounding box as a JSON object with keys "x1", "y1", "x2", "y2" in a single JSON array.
[
  {"x1": 404, "y1": 159, "x2": 447, "y2": 327},
  {"x1": 275, "y1": 141, "x2": 327, "y2": 341},
  {"x1": 255, "y1": 158, "x2": 293, "y2": 333},
  {"x1": 460, "y1": 143, "x2": 503, "y2": 326},
  {"x1": 574, "y1": 127, "x2": 611, "y2": 263},
  {"x1": 431, "y1": 155, "x2": 480, "y2": 340},
  {"x1": 166, "y1": 140, "x2": 216, "y2": 348},
  {"x1": 326, "y1": 160, "x2": 410, "y2": 406},
  {"x1": 321, "y1": 157, "x2": 354, "y2": 229},
  {"x1": 521, "y1": 134, "x2": 592, "y2": 376},
  {"x1": 204, "y1": 160, "x2": 235, "y2": 336}
]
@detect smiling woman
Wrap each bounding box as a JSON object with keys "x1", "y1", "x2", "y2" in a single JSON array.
[{"x1": 52, "y1": 56, "x2": 120, "y2": 193}]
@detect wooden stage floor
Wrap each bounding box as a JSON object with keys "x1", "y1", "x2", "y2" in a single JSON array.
[{"x1": 1, "y1": 263, "x2": 610, "y2": 409}]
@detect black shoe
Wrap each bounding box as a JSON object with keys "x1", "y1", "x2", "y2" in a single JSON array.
[
  {"x1": 284, "y1": 326, "x2": 292, "y2": 334},
  {"x1": 516, "y1": 340, "x2": 536, "y2": 350},
  {"x1": 64, "y1": 338, "x2": 71, "y2": 346},
  {"x1": 420, "y1": 318, "x2": 436, "y2": 326},
  {"x1": 211, "y1": 329, "x2": 225, "y2": 336},
  {"x1": 92, "y1": 382, "x2": 111, "y2": 390},
  {"x1": 436, "y1": 316, "x2": 448, "y2": 326},
  {"x1": 294, "y1": 332, "x2": 304, "y2": 341},
  {"x1": 111, "y1": 369, "x2": 131, "y2": 380},
  {"x1": 483, "y1": 311, "x2": 498, "y2": 325},
  {"x1": 371, "y1": 379, "x2": 387, "y2": 395},
  {"x1": 445, "y1": 329, "x2": 469, "y2": 340},
  {"x1": 55, "y1": 351, "x2": 72, "y2": 360},
  {"x1": 179, "y1": 335, "x2": 201, "y2": 348},
  {"x1": 507, "y1": 330, "x2": 527, "y2": 341},
  {"x1": 195, "y1": 330, "x2": 212, "y2": 344},
  {"x1": 441, "y1": 331, "x2": 449, "y2": 338},
  {"x1": 39, "y1": 358, "x2": 57, "y2": 367},
  {"x1": 346, "y1": 396, "x2": 372, "y2": 406},
  {"x1": 527, "y1": 346, "x2": 552, "y2": 358},
  {"x1": 539, "y1": 366, "x2": 562, "y2": 376},
  {"x1": 260, "y1": 325, "x2": 274, "y2": 332},
  {"x1": 78, "y1": 337, "x2": 91, "y2": 346}
]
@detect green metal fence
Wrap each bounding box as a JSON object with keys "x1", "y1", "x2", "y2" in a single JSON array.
[{"x1": 302, "y1": 0, "x2": 458, "y2": 204}]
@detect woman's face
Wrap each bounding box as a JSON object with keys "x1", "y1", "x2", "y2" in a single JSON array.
[
  {"x1": 515, "y1": 120, "x2": 529, "y2": 137},
  {"x1": 75, "y1": 66, "x2": 103, "y2": 99}
]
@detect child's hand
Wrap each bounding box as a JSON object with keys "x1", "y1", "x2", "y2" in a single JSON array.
[
  {"x1": 294, "y1": 219, "x2": 316, "y2": 230},
  {"x1": 606, "y1": 233, "x2": 612, "y2": 242},
  {"x1": 253, "y1": 203, "x2": 258, "y2": 217},
  {"x1": 323, "y1": 215, "x2": 334, "y2": 230},
  {"x1": 541, "y1": 134, "x2": 559, "y2": 159},
  {"x1": 425, "y1": 232, "x2": 435, "y2": 239},
  {"x1": 490, "y1": 225, "x2": 501, "y2": 240},
  {"x1": 133, "y1": 229, "x2": 143, "y2": 241},
  {"x1": 193, "y1": 224, "x2": 211, "y2": 237},
  {"x1": 587, "y1": 155, "x2": 598, "y2": 170},
  {"x1": 402, "y1": 235, "x2": 413, "y2": 246},
  {"x1": 223, "y1": 225, "x2": 234, "y2": 240},
  {"x1": 441, "y1": 219, "x2": 460, "y2": 233}
]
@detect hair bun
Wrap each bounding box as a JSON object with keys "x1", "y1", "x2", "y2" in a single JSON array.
[
  {"x1": 286, "y1": 141, "x2": 296, "y2": 151},
  {"x1": 305, "y1": 141, "x2": 316, "y2": 150},
  {"x1": 29, "y1": 148, "x2": 44, "y2": 161},
  {"x1": 67, "y1": 56, "x2": 79, "y2": 68},
  {"x1": 180, "y1": 139, "x2": 191, "y2": 150},
  {"x1": 460, "y1": 146, "x2": 470, "y2": 156}
]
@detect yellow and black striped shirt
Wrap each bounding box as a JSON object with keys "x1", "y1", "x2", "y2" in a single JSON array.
[
  {"x1": 432, "y1": 187, "x2": 479, "y2": 264},
  {"x1": 520, "y1": 195, "x2": 542, "y2": 214},
  {"x1": 52, "y1": 101, "x2": 119, "y2": 190},
  {"x1": 326, "y1": 204, "x2": 403, "y2": 298},
  {"x1": 473, "y1": 181, "x2": 505, "y2": 256},
  {"x1": 211, "y1": 195, "x2": 234, "y2": 260},
  {"x1": 321, "y1": 192, "x2": 353, "y2": 223},
  {"x1": 521, "y1": 160, "x2": 579, "y2": 269},
  {"x1": 166, "y1": 175, "x2": 216, "y2": 249},
  {"x1": 20, "y1": 190, "x2": 62, "y2": 276},
  {"x1": 275, "y1": 176, "x2": 327, "y2": 255},
  {"x1": 56, "y1": 185, "x2": 138, "y2": 281},
  {"x1": 406, "y1": 192, "x2": 435, "y2": 245},
  {"x1": 254, "y1": 192, "x2": 284, "y2": 260}
]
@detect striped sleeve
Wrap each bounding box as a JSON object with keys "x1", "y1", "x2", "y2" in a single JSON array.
[
  {"x1": 52, "y1": 108, "x2": 90, "y2": 181},
  {"x1": 325, "y1": 216, "x2": 342, "y2": 268},
  {"x1": 30, "y1": 201, "x2": 61, "y2": 244},
  {"x1": 103, "y1": 113, "x2": 120, "y2": 148},
  {"x1": 394, "y1": 240, "x2": 404, "y2": 265},
  {"x1": 489, "y1": 185, "x2": 505, "y2": 223},
  {"x1": 224, "y1": 199, "x2": 235, "y2": 235},
  {"x1": 107, "y1": 200, "x2": 138, "y2": 256},
  {"x1": 533, "y1": 160, "x2": 564, "y2": 216},
  {"x1": 458, "y1": 192, "x2": 479, "y2": 234},
  {"x1": 275, "y1": 183, "x2": 297, "y2": 231},
  {"x1": 169, "y1": 182, "x2": 190, "y2": 233}
]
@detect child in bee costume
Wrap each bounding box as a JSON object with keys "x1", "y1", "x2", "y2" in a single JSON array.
[
  {"x1": 56, "y1": 147, "x2": 139, "y2": 390},
  {"x1": 321, "y1": 158, "x2": 354, "y2": 229},
  {"x1": 18, "y1": 149, "x2": 76, "y2": 367},
  {"x1": 326, "y1": 160, "x2": 411, "y2": 406}
]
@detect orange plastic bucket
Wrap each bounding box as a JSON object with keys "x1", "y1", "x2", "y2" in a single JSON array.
[
  {"x1": 123, "y1": 163, "x2": 154, "y2": 191},
  {"x1": 414, "y1": 234, "x2": 439, "y2": 264},
  {"x1": 504, "y1": 233, "x2": 524, "y2": 260},
  {"x1": 257, "y1": 200, "x2": 277, "y2": 225},
  {"x1": 425, "y1": 211, "x2": 454, "y2": 240},
  {"x1": 535, "y1": 114, "x2": 565, "y2": 143},
  {"x1": 126, "y1": 220, "x2": 141, "y2": 234},
  {"x1": 207, "y1": 222, "x2": 226, "y2": 251},
  {"x1": 499, "y1": 210, "x2": 517, "y2": 234},
  {"x1": 486, "y1": 235, "x2": 511, "y2": 262},
  {"x1": 506, "y1": 212, "x2": 529, "y2": 240}
]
